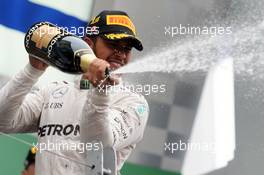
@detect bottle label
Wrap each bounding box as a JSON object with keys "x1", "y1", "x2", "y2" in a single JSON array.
[
  {"x1": 25, "y1": 22, "x2": 46, "y2": 48},
  {"x1": 74, "y1": 49, "x2": 96, "y2": 72},
  {"x1": 24, "y1": 22, "x2": 70, "y2": 60},
  {"x1": 32, "y1": 24, "x2": 61, "y2": 49}
]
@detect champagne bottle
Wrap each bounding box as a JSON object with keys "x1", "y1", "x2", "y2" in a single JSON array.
[{"x1": 24, "y1": 22, "x2": 97, "y2": 74}]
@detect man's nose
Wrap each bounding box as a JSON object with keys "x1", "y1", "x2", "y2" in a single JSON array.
[{"x1": 114, "y1": 49, "x2": 127, "y2": 59}]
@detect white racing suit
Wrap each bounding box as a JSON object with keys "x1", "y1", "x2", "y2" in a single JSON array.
[{"x1": 0, "y1": 64, "x2": 149, "y2": 175}]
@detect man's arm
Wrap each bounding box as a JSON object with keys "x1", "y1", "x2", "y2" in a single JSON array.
[
  {"x1": 0, "y1": 57, "x2": 47, "y2": 133},
  {"x1": 80, "y1": 89, "x2": 149, "y2": 149}
]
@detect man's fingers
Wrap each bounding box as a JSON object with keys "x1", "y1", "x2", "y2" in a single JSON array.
[
  {"x1": 28, "y1": 55, "x2": 48, "y2": 71},
  {"x1": 83, "y1": 58, "x2": 114, "y2": 88}
]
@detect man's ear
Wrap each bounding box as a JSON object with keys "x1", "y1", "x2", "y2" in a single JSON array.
[{"x1": 83, "y1": 37, "x2": 95, "y2": 49}]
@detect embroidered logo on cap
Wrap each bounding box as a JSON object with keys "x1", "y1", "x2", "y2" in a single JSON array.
[
  {"x1": 90, "y1": 16, "x2": 100, "y2": 25},
  {"x1": 106, "y1": 15, "x2": 136, "y2": 35}
]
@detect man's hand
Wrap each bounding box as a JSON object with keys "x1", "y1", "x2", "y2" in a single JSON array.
[
  {"x1": 83, "y1": 58, "x2": 119, "y2": 88},
  {"x1": 29, "y1": 55, "x2": 48, "y2": 71}
]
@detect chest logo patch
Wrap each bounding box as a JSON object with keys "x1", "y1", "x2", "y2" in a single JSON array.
[{"x1": 52, "y1": 86, "x2": 68, "y2": 99}]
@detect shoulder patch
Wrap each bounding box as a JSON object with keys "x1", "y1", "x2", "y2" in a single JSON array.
[{"x1": 136, "y1": 105, "x2": 147, "y2": 116}]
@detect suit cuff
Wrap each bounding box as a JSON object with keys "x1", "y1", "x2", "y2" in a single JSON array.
[{"x1": 24, "y1": 63, "x2": 45, "y2": 80}]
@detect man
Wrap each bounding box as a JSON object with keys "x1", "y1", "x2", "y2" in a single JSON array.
[
  {"x1": 0, "y1": 10, "x2": 149, "y2": 175},
  {"x1": 22, "y1": 148, "x2": 36, "y2": 175}
]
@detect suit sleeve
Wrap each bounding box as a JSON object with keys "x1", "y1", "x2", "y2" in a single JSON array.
[
  {"x1": 80, "y1": 88, "x2": 149, "y2": 149},
  {"x1": 0, "y1": 64, "x2": 45, "y2": 133}
]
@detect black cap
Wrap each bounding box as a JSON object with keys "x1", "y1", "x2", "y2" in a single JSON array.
[
  {"x1": 87, "y1": 10, "x2": 143, "y2": 51},
  {"x1": 24, "y1": 147, "x2": 36, "y2": 169}
]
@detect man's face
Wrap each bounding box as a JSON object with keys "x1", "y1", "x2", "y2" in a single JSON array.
[{"x1": 89, "y1": 37, "x2": 132, "y2": 71}]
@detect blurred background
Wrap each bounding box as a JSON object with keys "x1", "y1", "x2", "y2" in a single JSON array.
[{"x1": 1, "y1": 0, "x2": 264, "y2": 174}]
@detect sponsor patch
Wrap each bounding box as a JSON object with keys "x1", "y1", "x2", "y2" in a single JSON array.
[
  {"x1": 136, "y1": 105, "x2": 147, "y2": 116},
  {"x1": 38, "y1": 124, "x2": 80, "y2": 137},
  {"x1": 52, "y1": 86, "x2": 68, "y2": 98},
  {"x1": 106, "y1": 15, "x2": 136, "y2": 35}
]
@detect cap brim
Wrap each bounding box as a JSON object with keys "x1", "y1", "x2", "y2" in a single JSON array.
[{"x1": 102, "y1": 33, "x2": 143, "y2": 51}]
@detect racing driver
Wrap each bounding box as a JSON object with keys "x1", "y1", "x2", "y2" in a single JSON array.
[{"x1": 0, "y1": 10, "x2": 149, "y2": 175}]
